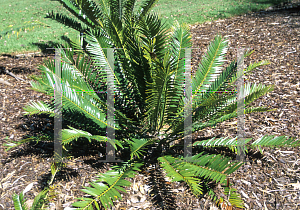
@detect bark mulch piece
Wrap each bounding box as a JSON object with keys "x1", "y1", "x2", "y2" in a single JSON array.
[{"x1": 0, "y1": 3, "x2": 299, "y2": 210}]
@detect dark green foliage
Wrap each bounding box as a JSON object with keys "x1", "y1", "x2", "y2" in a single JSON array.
[{"x1": 9, "y1": 0, "x2": 300, "y2": 209}]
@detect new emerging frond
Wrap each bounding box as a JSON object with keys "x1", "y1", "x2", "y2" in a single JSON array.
[{"x1": 12, "y1": 184, "x2": 49, "y2": 210}]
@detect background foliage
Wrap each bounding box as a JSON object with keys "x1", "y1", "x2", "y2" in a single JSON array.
[{"x1": 0, "y1": 0, "x2": 290, "y2": 54}]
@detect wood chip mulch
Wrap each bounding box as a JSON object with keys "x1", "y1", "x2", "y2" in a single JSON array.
[{"x1": 0, "y1": 3, "x2": 300, "y2": 210}]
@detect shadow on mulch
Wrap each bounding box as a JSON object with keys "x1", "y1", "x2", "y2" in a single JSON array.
[
  {"x1": 30, "y1": 35, "x2": 73, "y2": 55},
  {"x1": 38, "y1": 168, "x2": 80, "y2": 190}
]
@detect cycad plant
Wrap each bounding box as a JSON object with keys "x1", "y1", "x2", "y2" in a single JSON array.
[{"x1": 7, "y1": 0, "x2": 300, "y2": 209}]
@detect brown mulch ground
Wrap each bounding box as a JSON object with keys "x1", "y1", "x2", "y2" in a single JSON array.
[{"x1": 0, "y1": 3, "x2": 300, "y2": 210}]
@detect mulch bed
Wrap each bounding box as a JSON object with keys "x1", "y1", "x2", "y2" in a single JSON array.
[{"x1": 0, "y1": 3, "x2": 300, "y2": 210}]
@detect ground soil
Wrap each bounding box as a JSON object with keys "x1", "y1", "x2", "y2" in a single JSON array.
[{"x1": 0, "y1": 3, "x2": 300, "y2": 210}]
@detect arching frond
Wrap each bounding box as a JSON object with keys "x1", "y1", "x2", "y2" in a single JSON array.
[
  {"x1": 75, "y1": 0, "x2": 105, "y2": 26},
  {"x1": 158, "y1": 153, "x2": 243, "y2": 196},
  {"x1": 193, "y1": 136, "x2": 251, "y2": 153},
  {"x1": 164, "y1": 20, "x2": 193, "y2": 124},
  {"x1": 31, "y1": 63, "x2": 110, "y2": 130},
  {"x1": 122, "y1": 0, "x2": 138, "y2": 21},
  {"x1": 158, "y1": 156, "x2": 203, "y2": 196},
  {"x1": 72, "y1": 162, "x2": 143, "y2": 210},
  {"x1": 251, "y1": 135, "x2": 300, "y2": 153},
  {"x1": 194, "y1": 135, "x2": 300, "y2": 155},
  {"x1": 126, "y1": 138, "x2": 158, "y2": 160},
  {"x1": 136, "y1": 0, "x2": 160, "y2": 22},
  {"x1": 229, "y1": 59, "x2": 270, "y2": 85},
  {"x1": 61, "y1": 125, "x2": 123, "y2": 149},
  {"x1": 192, "y1": 35, "x2": 228, "y2": 95},
  {"x1": 46, "y1": 11, "x2": 89, "y2": 33},
  {"x1": 22, "y1": 101, "x2": 55, "y2": 117},
  {"x1": 47, "y1": 0, "x2": 104, "y2": 29}
]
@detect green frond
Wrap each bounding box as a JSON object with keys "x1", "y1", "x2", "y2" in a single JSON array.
[
  {"x1": 61, "y1": 125, "x2": 104, "y2": 143},
  {"x1": 164, "y1": 20, "x2": 192, "y2": 123},
  {"x1": 186, "y1": 153, "x2": 243, "y2": 179},
  {"x1": 191, "y1": 82, "x2": 275, "y2": 132},
  {"x1": 168, "y1": 45, "x2": 274, "y2": 141},
  {"x1": 22, "y1": 101, "x2": 55, "y2": 117},
  {"x1": 27, "y1": 43, "x2": 135, "y2": 133},
  {"x1": 223, "y1": 187, "x2": 244, "y2": 208},
  {"x1": 193, "y1": 44, "x2": 256, "y2": 98},
  {"x1": 168, "y1": 94, "x2": 236, "y2": 140},
  {"x1": 136, "y1": 12, "x2": 171, "y2": 104},
  {"x1": 72, "y1": 162, "x2": 143, "y2": 210},
  {"x1": 192, "y1": 105, "x2": 274, "y2": 133},
  {"x1": 193, "y1": 136, "x2": 252, "y2": 154},
  {"x1": 57, "y1": 45, "x2": 135, "y2": 127},
  {"x1": 200, "y1": 54, "x2": 237, "y2": 94},
  {"x1": 31, "y1": 62, "x2": 112, "y2": 130},
  {"x1": 243, "y1": 82, "x2": 275, "y2": 107},
  {"x1": 26, "y1": 59, "x2": 57, "y2": 96},
  {"x1": 168, "y1": 35, "x2": 229, "y2": 137},
  {"x1": 27, "y1": 79, "x2": 48, "y2": 94},
  {"x1": 84, "y1": 31, "x2": 121, "y2": 86},
  {"x1": 251, "y1": 135, "x2": 300, "y2": 153},
  {"x1": 88, "y1": 0, "x2": 124, "y2": 49},
  {"x1": 138, "y1": 12, "x2": 170, "y2": 61},
  {"x1": 126, "y1": 138, "x2": 157, "y2": 160},
  {"x1": 144, "y1": 52, "x2": 175, "y2": 131},
  {"x1": 53, "y1": 46, "x2": 102, "y2": 101},
  {"x1": 192, "y1": 35, "x2": 228, "y2": 95},
  {"x1": 158, "y1": 156, "x2": 203, "y2": 196},
  {"x1": 119, "y1": 16, "x2": 150, "y2": 107},
  {"x1": 193, "y1": 93, "x2": 236, "y2": 124},
  {"x1": 13, "y1": 183, "x2": 49, "y2": 210},
  {"x1": 46, "y1": 10, "x2": 89, "y2": 33},
  {"x1": 48, "y1": 0, "x2": 103, "y2": 29},
  {"x1": 3, "y1": 134, "x2": 53, "y2": 152},
  {"x1": 193, "y1": 135, "x2": 300, "y2": 156},
  {"x1": 140, "y1": 16, "x2": 190, "y2": 132},
  {"x1": 244, "y1": 48, "x2": 255, "y2": 57},
  {"x1": 59, "y1": 82, "x2": 111, "y2": 129},
  {"x1": 75, "y1": 0, "x2": 105, "y2": 26},
  {"x1": 61, "y1": 125, "x2": 123, "y2": 149},
  {"x1": 83, "y1": 31, "x2": 142, "y2": 124},
  {"x1": 203, "y1": 180, "x2": 245, "y2": 209},
  {"x1": 122, "y1": 0, "x2": 136, "y2": 19},
  {"x1": 192, "y1": 82, "x2": 271, "y2": 124},
  {"x1": 108, "y1": 0, "x2": 124, "y2": 23},
  {"x1": 29, "y1": 188, "x2": 49, "y2": 210},
  {"x1": 191, "y1": 47, "x2": 269, "y2": 121},
  {"x1": 213, "y1": 50, "x2": 268, "y2": 92},
  {"x1": 29, "y1": 60, "x2": 59, "y2": 97},
  {"x1": 136, "y1": 0, "x2": 160, "y2": 21},
  {"x1": 159, "y1": 154, "x2": 243, "y2": 197},
  {"x1": 12, "y1": 192, "x2": 28, "y2": 210},
  {"x1": 229, "y1": 59, "x2": 270, "y2": 86}
]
